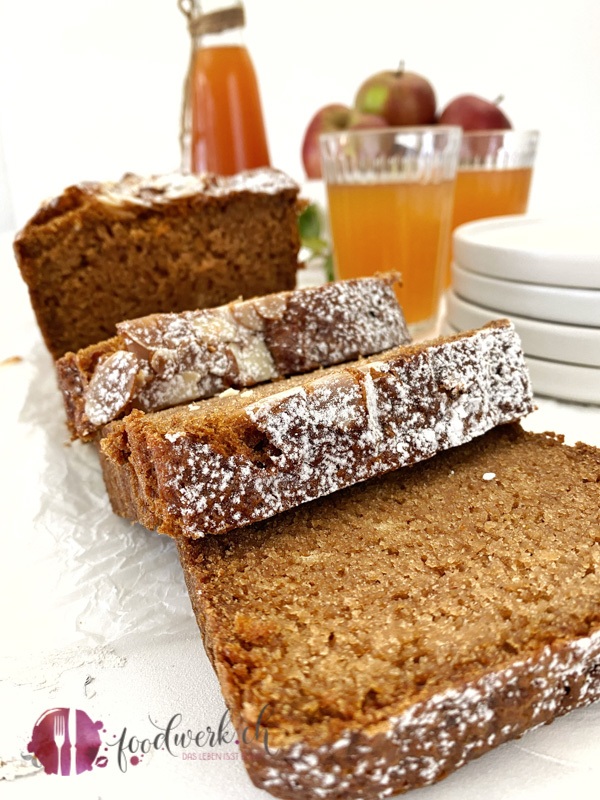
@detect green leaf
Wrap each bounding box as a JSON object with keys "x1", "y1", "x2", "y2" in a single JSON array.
[
  {"x1": 298, "y1": 202, "x2": 334, "y2": 280},
  {"x1": 323, "y1": 253, "x2": 335, "y2": 282},
  {"x1": 298, "y1": 203, "x2": 322, "y2": 241},
  {"x1": 301, "y1": 236, "x2": 329, "y2": 255}
]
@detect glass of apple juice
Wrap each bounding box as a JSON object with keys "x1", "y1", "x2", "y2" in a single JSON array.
[
  {"x1": 319, "y1": 126, "x2": 462, "y2": 339},
  {"x1": 444, "y1": 129, "x2": 539, "y2": 285}
]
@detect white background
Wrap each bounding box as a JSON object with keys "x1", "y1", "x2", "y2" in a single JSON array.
[{"x1": 1, "y1": 0, "x2": 600, "y2": 231}]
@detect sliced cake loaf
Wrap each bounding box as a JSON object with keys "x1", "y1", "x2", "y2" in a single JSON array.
[
  {"x1": 14, "y1": 168, "x2": 302, "y2": 358},
  {"x1": 56, "y1": 274, "x2": 409, "y2": 441},
  {"x1": 177, "y1": 423, "x2": 600, "y2": 800},
  {"x1": 99, "y1": 320, "x2": 534, "y2": 538}
]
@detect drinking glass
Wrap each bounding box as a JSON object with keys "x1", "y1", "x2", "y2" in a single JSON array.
[
  {"x1": 445, "y1": 129, "x2": 539, "y2": 284},
  {"x1": 319, "y1": 126, "x2": 462, "y2": 338}
]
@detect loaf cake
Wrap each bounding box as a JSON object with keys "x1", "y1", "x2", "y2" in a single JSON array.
[
  {"x1": 177, "y1": 423, "x2": 600, "y2": 799},
  {"x1": 56, "y1": 274, "x2": 409, "y2": 441},
  {"x1": 99, "y1": 320, "x2": 534, "y2": 538},
  {"x1": 14, "y1": 168, "x2": 302, "y2": 358}
]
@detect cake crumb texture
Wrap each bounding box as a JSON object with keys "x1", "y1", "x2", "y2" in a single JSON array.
[{"x1": 178, "y1": 423, "x2": 600, "y2": 799}]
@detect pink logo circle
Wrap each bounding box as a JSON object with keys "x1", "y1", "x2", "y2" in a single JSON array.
[{"x1": 27, "y1": 708, "x2": 103, "y2": 776}]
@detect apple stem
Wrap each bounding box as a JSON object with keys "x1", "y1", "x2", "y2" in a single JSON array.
[
  {"x1": 493, "y1": 94, "x2": 505, "y2": 106},
  {"x1": 396, "y1": 60, "x2": 405, "y2": 77}
]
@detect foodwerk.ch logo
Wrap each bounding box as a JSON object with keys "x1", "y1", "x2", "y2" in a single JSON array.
[{"x1": 26, "y1": 704, "x2": 276, "y2": 776}]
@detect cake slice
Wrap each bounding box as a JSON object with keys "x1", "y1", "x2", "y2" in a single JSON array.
[
  {"x1": 99, "y1": 320, "x2": 533, "y2": 538},
  {"x1": 56, "y1": 274, "x2": 409, "y2": 441},
  {"x1": 14, "y1": 168, "x2": 302, "y2": 358},
  {"x1": 177, "y1": 423, "x2": 600, "y2": 800}
]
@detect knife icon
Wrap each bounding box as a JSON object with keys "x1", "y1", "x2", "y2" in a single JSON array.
[{"x1": 67, "y1": 708, "x2": 77, "y2": 776}]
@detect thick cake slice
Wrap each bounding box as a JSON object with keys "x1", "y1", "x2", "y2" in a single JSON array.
[
  {"x1": 14, "y1": 168, "x2": 302, "y2": 358},
  {"x1": 56, "y1": 274, "x2": 409, "y2": 441},
  {"x1": 177, "y1": 423, "x2": 600, "y2": 800},
  {"x1": 99, "y1": 320, "x2": 533, "y2": 538}
]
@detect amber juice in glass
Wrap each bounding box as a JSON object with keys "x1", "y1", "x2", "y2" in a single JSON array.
[
  {"x1": 320, "y1": 127, "x2": 461, "y2": 336},
  {"x1": 445, "y1": 130, "x2": 539, "y2": 285},
  {"x1": 326, "y1": 179, "x2": 456, "y2": 326}
]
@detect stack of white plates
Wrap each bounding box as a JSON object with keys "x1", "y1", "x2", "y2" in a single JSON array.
[{"x1": 444, "y1": 216, "x2": 600, "y2": 405}]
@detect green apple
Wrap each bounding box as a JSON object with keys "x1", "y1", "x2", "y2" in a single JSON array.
[{"x1": 354, "y1": 65, "x2": 437, "y2": 126}]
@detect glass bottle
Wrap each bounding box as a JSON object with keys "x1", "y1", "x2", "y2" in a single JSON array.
[{"x1": 179, "y1": 0, "x2": 271, "y2": 175}]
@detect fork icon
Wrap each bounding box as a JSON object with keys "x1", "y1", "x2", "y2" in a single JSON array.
[{"x1": 53, "y1": 714, "x2": 66, "y2": 776}]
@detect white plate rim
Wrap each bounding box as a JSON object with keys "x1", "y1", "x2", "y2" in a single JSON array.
[
  {"x1": 453, "y1": 215, "x2": 600, "y2": 289},
  {"x1": 445, "y1": 290, "x2": 600, "y2": 367},
  {"x1": 451, "y1": 261, "x2": 600, "y2": 327}
]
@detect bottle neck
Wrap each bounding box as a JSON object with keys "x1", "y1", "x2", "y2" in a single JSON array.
[{"x1": 197, "y1": 24, "x2": 245, "y2": 49}]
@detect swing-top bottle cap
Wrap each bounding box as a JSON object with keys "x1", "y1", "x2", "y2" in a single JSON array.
[{"x1": 181, "y1": 2, "x2": 246, "y2": 37}]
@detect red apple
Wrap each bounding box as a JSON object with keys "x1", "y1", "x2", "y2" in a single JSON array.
[
  {"x1": 301, "y1": 104, "x2": 351, "y2": 179},
  {"x1": 301, "y1": 104, "x2": 387, "y2": 179},
  {"x1": 354, "y1": 65, "x2": 437, "y2": 126},
  {"x1": 347, "y1": 110, "x2": 390, "y2": 131},
  {"x1": 438, "y1": 94, "x2": 512, "y2": 131}
]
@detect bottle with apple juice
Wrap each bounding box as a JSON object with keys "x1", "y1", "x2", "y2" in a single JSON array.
[
  {"x1": 444, "y1": 130, "x2": 539, "y2": 285},
  {"x1": 320, "y1": 127, "x2": 461, "y2": 335},
  {"x1": 179, "y1": 0, "x2": 270, "y2": 175}
]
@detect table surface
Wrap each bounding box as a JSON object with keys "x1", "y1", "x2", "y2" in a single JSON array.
[{"x1": 1, "y1": 231, "x2": 599, "y2": 800}]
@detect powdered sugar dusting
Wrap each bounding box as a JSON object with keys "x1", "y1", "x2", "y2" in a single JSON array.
[
  {"x1": 93, "y1": 168, "x2": 299, "y2": 207},
  {"x1": 84, "y1": 350, "x2": 138, "y2": 426},
  {"x1": 363, "y1": 372, "x2": 383, "y2": 444},
  {"x1": 146, "y1": 322, "x2": 533, "y2": 537},
  {"x1": 262, "y1": 275, "x2": 408, "y2": 372},
  {"x1": 244, "y1": 628, "x2": 600, "y2": 798},
  {"x1": 65, "y1": 276, "x2": 408, "y2": 439}
]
